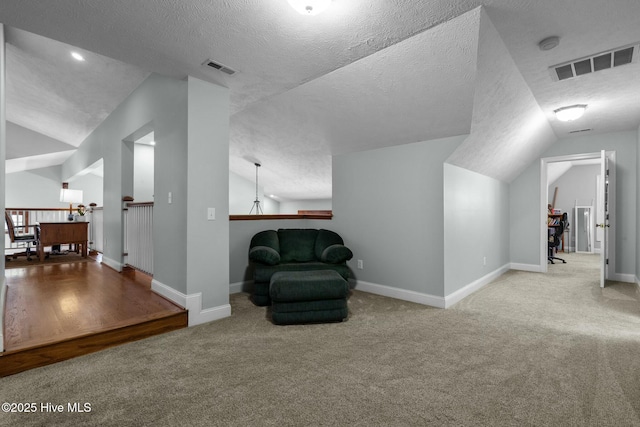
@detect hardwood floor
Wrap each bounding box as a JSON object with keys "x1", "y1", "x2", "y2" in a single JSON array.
[{"x1": 1, "y1": 256, "x2": 187, "y2": 376}]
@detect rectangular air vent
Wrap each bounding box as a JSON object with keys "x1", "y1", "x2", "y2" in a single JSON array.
[
  {"x1": 203, "y1": 59, "x2": 236, "y2": 75},
  {"x1": 549, "y1": 43, "x2": 639, "y2": 81}
]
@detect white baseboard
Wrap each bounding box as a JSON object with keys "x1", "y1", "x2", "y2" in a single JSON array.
[
  {"x1": 0, "y1": 277, "x2": 6, "y2": 353},
  {"x1": 354, "y1": 264, "x2": 509, "y2": 309},
  {"x1": 510, "y1": 263, "x2": 544, "y2": 272},
  {"x1": 444, "y1": 264, "x2": 510, "y2": 308},
  {"x1": 609, "y1": 272, "x2": 635, "y2": 283},
  {"x1": 230, "y1": 280, "x2": 251, "y2": 294},
  {"x1": 151, "y1": 279, "x2": 231, "y2": 326},
  {"x1": 353, "y1": 280, "x2": 445, "y2": 308},
  {"x1": 101, "y1": 255, "x2": 123, "y2": 272}
]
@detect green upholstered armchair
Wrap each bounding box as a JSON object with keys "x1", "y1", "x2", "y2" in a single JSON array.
[{"x1": 248, "y1": 228, "x2": 353, "y2": 306}]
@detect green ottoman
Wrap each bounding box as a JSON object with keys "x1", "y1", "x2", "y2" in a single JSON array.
[{"x1": 269, "y1": 270, "x2": 349, "y2": 325}]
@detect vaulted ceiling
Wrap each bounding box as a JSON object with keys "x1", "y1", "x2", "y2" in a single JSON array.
[{"x1": 2, "y1": 0, "x2": 640, "y2": 200}]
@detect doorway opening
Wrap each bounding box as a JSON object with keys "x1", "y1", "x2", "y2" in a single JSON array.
[{"x1": 540, "y1": 151, "x2": 616, "y2": 287}]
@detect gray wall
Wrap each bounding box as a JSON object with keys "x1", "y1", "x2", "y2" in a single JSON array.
[
  {"x1": 61, "y1": 73, "x2": 231, "y2": 311},
  {"x1": 549, "y1": 164, "x2": 599, "y2": 212},
  {"x1": 509, "y1": 157, "x2": 541, "y2": 266},
  {"x1": 548, "y1": 164, "x2": 599, "y2": 251},
  {"x1": 1, "y1": 23, "x2": 6, "y2": 352},
  {"x1": 62, "y1": 73, "x2": 189, "y2": 278},
  {"x1": 185, "y1": 76, "x2": 230, "y2": 309},
  {"x1": 637, "y1": 124, "x2": 640, "y2": 283},
  {"x1": 443, "y1": 163, "x2": 509, "y2": 295},
  {"x1": 331, "y1": 135, "x2": 465, "y2": 298},
  {"x1": 229, "y1": 218, "x2": 330, "y2": 286},
  {"x1": 510, "y1": 130, "x2": 637, "y2": 276}
]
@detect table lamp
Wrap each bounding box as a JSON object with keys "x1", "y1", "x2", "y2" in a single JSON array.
[{"x1": 60, "y1": 188, "x2": 83, "y2": 221}]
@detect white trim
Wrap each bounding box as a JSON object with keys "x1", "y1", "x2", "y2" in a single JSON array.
[
  {"x1": 151, "y1": 279, "x2": 231, "y2": 326},
  {"x1": 353, "y1": 280, "x2": 445, "y2": 308},
  {"x1": 510, "y1": 263, "x2": 544, "y2": 273},
  {"x1": 354, "y1": 265, "x2": 510, "y2": 309},
  {"x1": 101, "y1": 255, "x2": 123, "y2": 272},
  {"x1": 0, "y1": 277, "x2": 6, "y2": 353},
  {"x1": 609, "y1": 273, "x2": 635, "y2": 283},
  {"x1": 444, "y1": 264, "x2": 510, "y2": 308},
  {"x1": 541, "y1": 152, "x2": 602, "y2": 272},
  {"x1": 541, "y1": 151, "x2": 617, "y2": 283},
  {"x1": 636, "y1": 276, "x2": 640, "y2": 287},
  {"x1": 230, "y1": 280, "x2": 251, "y2": 294}
]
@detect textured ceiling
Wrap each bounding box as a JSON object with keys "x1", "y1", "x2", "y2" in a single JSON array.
[{"x1": 1, "y1": 0, "x2": 640, "y2": 199}]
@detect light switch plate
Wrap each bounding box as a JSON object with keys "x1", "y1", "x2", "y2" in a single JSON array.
[{"x1": 207, "y1": 207, "x2": 215, "y2": 220}]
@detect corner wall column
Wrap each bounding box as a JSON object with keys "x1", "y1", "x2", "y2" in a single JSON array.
[{"x1": 1, "y1": 23, "x2": 8, "y2": 353}]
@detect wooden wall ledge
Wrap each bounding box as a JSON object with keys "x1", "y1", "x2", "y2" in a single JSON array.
[{"x1": 230, "y1": 213, "x2": 332, "y2": 221}]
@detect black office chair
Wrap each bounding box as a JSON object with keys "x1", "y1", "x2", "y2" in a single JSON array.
[
  {"x1": 548, "y1": 212, "x2": 567, "y2": 264},
  {"x1": 5, "y1": 211, "x2": 39, "y2": 260}
]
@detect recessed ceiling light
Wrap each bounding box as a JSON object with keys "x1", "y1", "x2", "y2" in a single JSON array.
[
  {"x1": 71, "y1": 52, "x2": 85, "y2": 61},
  {"x1": 287, "y1": 0, "x2": 332, "y2": 15},
  {"x1": 554, "y1": 104, "x2": 587, "y2": 122},
  {"x1": 150, "y1": 141, "x2": 156, "y2": 146}
]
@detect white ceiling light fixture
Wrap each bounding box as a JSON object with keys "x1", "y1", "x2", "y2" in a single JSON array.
[
  {"x1": 71, "y1": 51, "x2": 85, "y2": 61},
  {"x1": 538, "y1": 36, "x2": 560, "y2": 51},
  {"x1": 554, "y1": 104, "x2": 587, "y2": 122},
  {"x1": 287, "y1": 0, "x2": 332, "y2": 16}
]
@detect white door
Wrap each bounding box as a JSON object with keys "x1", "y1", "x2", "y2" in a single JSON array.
[{"x1": 598, "y1": 150, "x2": 610, "y2": 288}]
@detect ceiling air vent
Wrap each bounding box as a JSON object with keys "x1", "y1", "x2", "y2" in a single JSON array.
[
  {"x1": 549, "y1": 43, "x2": 639, "y2": 81},
  {"x1": 569, "y1": 128, "x2": 592, "y2": 134},
  {"x1": 203, "y1": 59, "x2": 236, "y2": 76}
]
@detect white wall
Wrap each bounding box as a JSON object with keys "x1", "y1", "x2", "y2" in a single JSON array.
[
  {"x1": 510, "y1": 130, "x2": 637, "y2": 276},
  {"x1": 332, "y1": 135, "x2": 465, "y2": 302},
  {"x1": 6, "y1": 167, "x2": 103, "y2": 208},
  {"x1": 229, "y1": 171, "x2": 280, "y2": 215},
  {"x1": 443, "y1": 163, "x2": 509, "y2": 297},
  {"x1": 68, "y1": 172, "x2": 104, "y2": 207},
  {"x1": 133, "y1": 143, "x2": 154, "y2": 202},
  {"x1": 279, "y1": 199, "x2": 332, "y2": 214},
  {"x1": 6, "y1": 167, "x2": 64, "y2": 207}
]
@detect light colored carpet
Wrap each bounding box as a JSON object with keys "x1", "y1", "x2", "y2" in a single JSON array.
[{"x1": 2, "y1": 253, "x2": 640, "y2": 426}]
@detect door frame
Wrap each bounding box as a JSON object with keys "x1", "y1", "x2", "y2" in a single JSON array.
[{"x1": 539, "y1": 151, "x2": 616, "y2": 276}]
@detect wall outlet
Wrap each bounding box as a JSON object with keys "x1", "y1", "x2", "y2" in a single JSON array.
[{"x1": 357, "y1": 259, "x2": 363, "y2": 269}]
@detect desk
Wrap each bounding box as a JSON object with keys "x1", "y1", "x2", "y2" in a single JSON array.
[{"x1": 37, "y1": 222, "x2": 89, "y2": 262}]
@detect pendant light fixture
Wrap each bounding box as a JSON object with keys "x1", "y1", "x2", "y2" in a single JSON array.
[
  {"x1": 287, "y1": 0, "x2": 332, "y2": 16},
  {"x1": 249, "y1": 162, "x2": 264, "y2": 215}
]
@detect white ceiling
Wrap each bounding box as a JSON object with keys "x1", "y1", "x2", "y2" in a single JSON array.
[{"x1": 2, "y1": 0, "x2": 640, "y2": 200}]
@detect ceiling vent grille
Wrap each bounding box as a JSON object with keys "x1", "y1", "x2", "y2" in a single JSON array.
[
  {"x1": 550, "y1": 43, "x2": 639, "y2": 81},
  {"x1": 203, "y1": 59, "x2": 236, "y2": 75}
]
